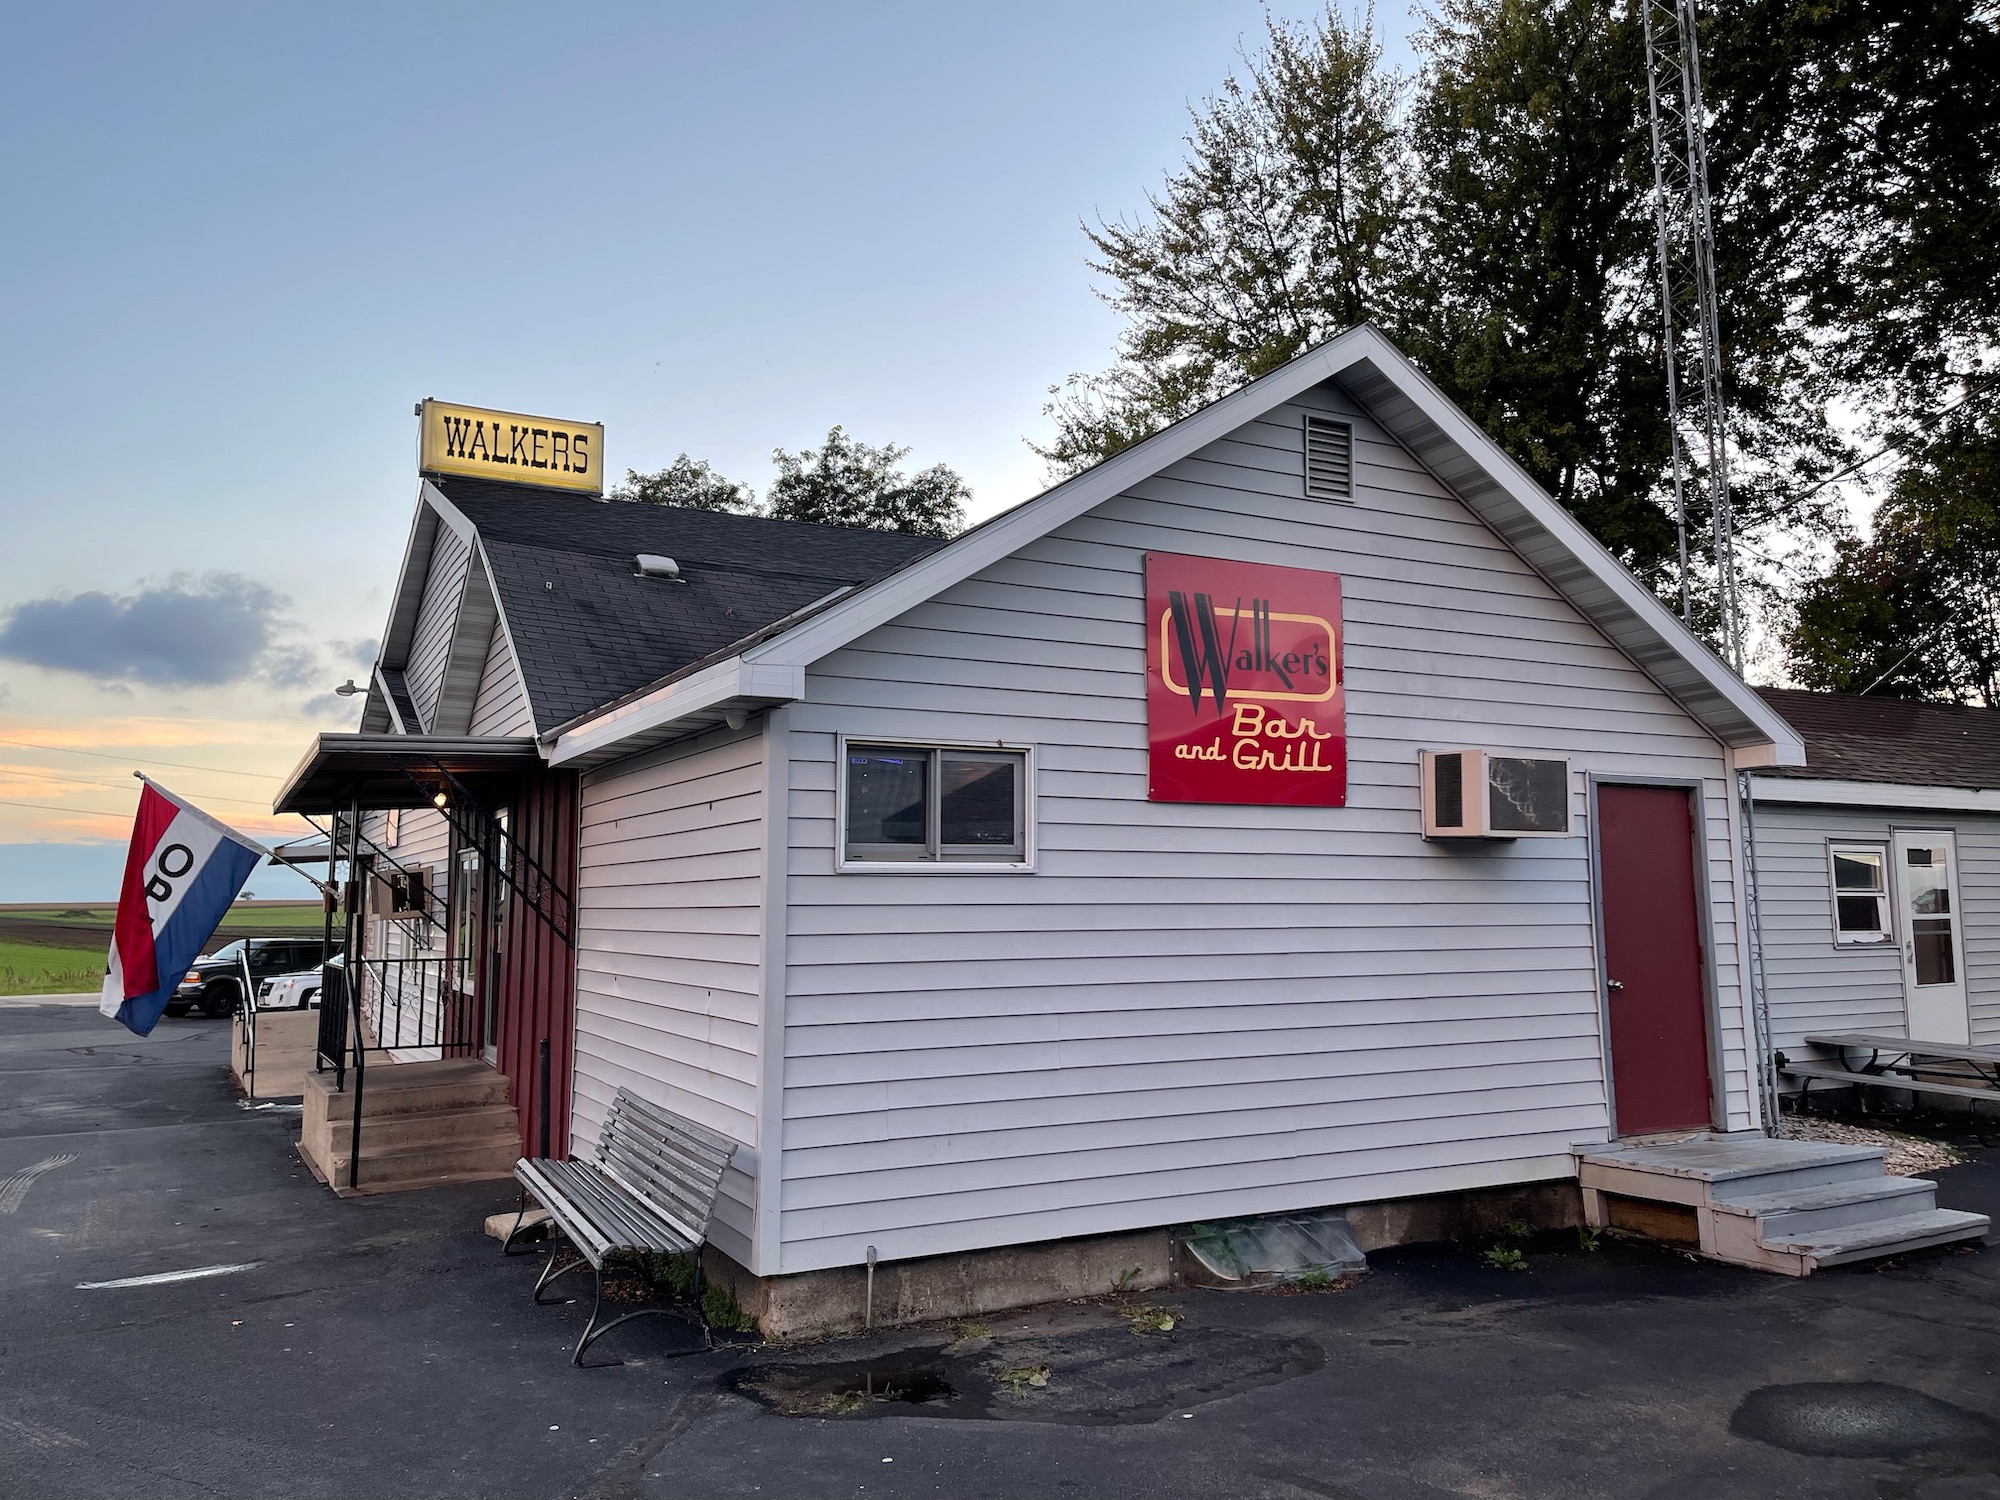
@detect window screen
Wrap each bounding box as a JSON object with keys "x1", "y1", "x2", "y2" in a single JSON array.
[
  {"x1": 1829, "y1": 845, "x2": 1889, "y2": 944},
  {"x1": 1304, "y1": 415, "x2": 1354, "y2": 500},
  {"x1": 845, "y1": 745, "x2": 1026, "y2": 863}
]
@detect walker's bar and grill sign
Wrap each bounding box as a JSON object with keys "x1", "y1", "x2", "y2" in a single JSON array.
[
  {"x1": 1145, "y1": 553, "x2": 1347, "y2": 806},
  {"x1": 417, "y1": 399, "x2": 604, "y2": 495}
]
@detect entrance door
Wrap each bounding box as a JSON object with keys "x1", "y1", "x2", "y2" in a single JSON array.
[
  {"x1": 1597, "y1": 784, "x2": 1714, "y2": 1135},
  {"x1": 1894, "y1": 831, "x2": 1969, "y2": 1045}
]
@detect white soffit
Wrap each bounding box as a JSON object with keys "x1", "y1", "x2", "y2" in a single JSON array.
[{"x1": 1750, "y1": 777, "x2": 2000, "y2": 814}]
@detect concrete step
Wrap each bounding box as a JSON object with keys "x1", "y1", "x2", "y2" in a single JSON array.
[
  {"x1": 305, "y1": 1060, "x2": 510, "y2": 1120},
  {"x1": 1776, "y1": 1208, "x2": 1991, "y2": 1269},
  {"x1": 343, "y1": 1103, "x2": 522, "y2": 1154},
  {"x1": 324, "y1": 1135, "x2": 522, "y2": 1195},
  {"x1": 1579, "y1": 1137, "x2": 1887, "y2": 1208},
  {"x1": 1715, "y1": 1176, "x2": 1940, "y2": 1237}
]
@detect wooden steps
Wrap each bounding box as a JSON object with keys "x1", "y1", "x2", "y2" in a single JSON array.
[
  {"x1": 1576, "y1": 1134, "x2": 1989, "y2": 1276},
  {"x1": 299, "y1": 1059, "x2": 520, "y2": 1197}
]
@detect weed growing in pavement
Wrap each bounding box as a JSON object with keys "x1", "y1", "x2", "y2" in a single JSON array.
[
  {"x1": 1121, "y1": 1304, "x2": 1178, "y2": 1334},
  {"x1": 1483, "y1": 1246, "x2": 1528, "y2": 1272},
  {"x1": 1111, "y1": 1266, "x2": 1143, "y2": 1295},
  {"x1": 1577, "y1": 1226, "x2": 1601, "y2": 1253},
  {"x1": 1292, "y1": 1268, "x2": 1334, "y2": 1290},
  {"x1": 998, "y1": 1364, "x2": 1052, "y2": 1395},
  {"x1": 1500, "y1": 1219, "x2": 1533, "y2": 1240},
  {"x1": 701, "y1": 1282, "x2": 757, "y2": 1333}
]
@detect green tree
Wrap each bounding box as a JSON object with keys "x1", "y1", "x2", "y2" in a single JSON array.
[
  {"x1": 1038, "y1": 0, "x2": 1857, "y2": 621},
  {"x1": 609, "y1": 454, "x2": 756, "y2": 512},
  {"x1": 1037, "y1": 6, "x2": 1409, "y2": 473},
  {"x1": 766, "y1": 426, "x2": 968, "y2": 537},
  {"x1": 1786, "y1": 409, "x2": 2000, "y2": 706}
]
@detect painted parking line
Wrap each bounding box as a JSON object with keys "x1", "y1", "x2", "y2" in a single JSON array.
[{"x1": 77, "y1": 1261, "x2": 261, "y2": 1290}]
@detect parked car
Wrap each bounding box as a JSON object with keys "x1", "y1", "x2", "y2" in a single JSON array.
[
  {"x1": 166, "y1": 937, "x2": 330, "y2": 1019},
  {"x1": 257, "y1": 952, "x2": 343, "y2": 1011}
]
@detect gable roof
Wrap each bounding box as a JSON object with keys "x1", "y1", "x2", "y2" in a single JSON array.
[
  {"x1": 362, "y1": 476, "x2": 942, "y2": 738},
  {"x1": 1755, "y1": 688, "x2": 2000, "y2": 791},
  {"x1": 545, "y1": 323, "x2": 1808, "y2": 771}
]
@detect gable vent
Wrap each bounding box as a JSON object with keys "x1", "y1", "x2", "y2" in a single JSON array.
[{"x1": 1304, "y1": 414, "x2": 1354, "y2": 500}]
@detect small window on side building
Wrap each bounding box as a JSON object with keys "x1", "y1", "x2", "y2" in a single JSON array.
[
  {"x1": 844, "y1": 745, "x2": 1028, "y2": 865},
  {"x1": 1829, "y1": 844, "x2": 1891, "y2": 945}
]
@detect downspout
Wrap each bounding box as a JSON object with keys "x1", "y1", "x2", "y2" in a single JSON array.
[{"x1": 1736, "y1": 768, "x2": 1778, "y2": 1135}]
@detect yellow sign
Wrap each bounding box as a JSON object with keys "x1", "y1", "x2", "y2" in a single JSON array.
[{"x1": 417, "y1": 399, "x2": 604, "y2": 494}]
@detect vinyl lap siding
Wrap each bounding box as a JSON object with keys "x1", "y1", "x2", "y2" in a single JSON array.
[
  {"x1": 1963, "y1": 822, "x2": 2000, "y2": 1045},
  {"x1": 778, "y1": 383, "x2": 1748, "y2": 1274},
  {"x1": 1753, "y1": 805, "x2": 1907, "y2": 1054},
  {"x1": 1756, "y1": 805, "x2": 2000, "y2": 1050},
  {"x1": 572, "y1": 727, "x2": 766, "y2": 1265},
  {"x1": 468, "y1": 621, "x2": 534, "y2": 737},
  {"x1": 404, "y1": 526, "x2": 472, "y2": 732}
]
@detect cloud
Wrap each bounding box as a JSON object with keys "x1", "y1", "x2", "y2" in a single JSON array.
[
  {"x1": 302, "y1": 691, "x2": 363, "y2": 722},
  {"x1": 331, "y1": 637, "x2": 379, "y2": 668},
  {"x1": 0, "y1": 574, "x2": 323, "y2": 690}
]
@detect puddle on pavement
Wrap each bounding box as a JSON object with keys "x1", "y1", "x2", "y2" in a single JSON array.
[
  {"x1": 1731, "y1": 1382, "x2": 2000, "y2": 1463},
  {"x1": 723, "y1": 1323, "x2": 1322, "y2": 1425}
]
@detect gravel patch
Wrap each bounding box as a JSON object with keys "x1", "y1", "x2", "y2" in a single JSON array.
[{"x1": 1778, "y1": 1115, "x2": 1963, "y2": 1176}]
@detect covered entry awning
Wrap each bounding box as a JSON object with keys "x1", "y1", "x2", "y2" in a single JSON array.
[{"x1": 274, "y1": 733, "x2": 545, "y2": 815}]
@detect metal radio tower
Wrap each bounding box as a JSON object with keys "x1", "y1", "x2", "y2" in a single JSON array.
[{"x1": 1641, "y1": 0, "x2": 1744, "y2": 674}]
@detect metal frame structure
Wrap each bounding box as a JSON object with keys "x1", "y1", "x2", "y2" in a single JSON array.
[{"x1": 1640, "y1": 0, "x2": 1742, "y2": 669}]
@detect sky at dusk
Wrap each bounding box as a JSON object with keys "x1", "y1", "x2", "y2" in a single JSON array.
[{"x1": 0, "y1": 2, "x2": 1419, "y2": 900}]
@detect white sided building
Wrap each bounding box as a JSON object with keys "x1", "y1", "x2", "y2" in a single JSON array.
[{"x1": 289, "y1": 325, "x2": 1959, "y2": 1320}]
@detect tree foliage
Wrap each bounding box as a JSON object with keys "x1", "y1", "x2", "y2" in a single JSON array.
[
  {"x1": 608, "y1": 454, "x2": 756, "y2": 512},
  {"x1": 611, "y1": 430, "x2": 969, "y2": 537},
  {"x1": 1040, "y1": 0, "x2": 1998, "y2": 672},
  {"x1": 1787, "y1": 408, "x2": 2000, "y2": 706},
  {"x1": 1037, "y1": 7, "x2": 1408, "y2": 472},
  {"x1": 766, "y1": 426, "x2": 968, "y2": 538}
]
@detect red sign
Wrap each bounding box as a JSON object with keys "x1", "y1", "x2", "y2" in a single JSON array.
[{"x1": 1145, "y1": 553, "x2": 1346, "y2": 806}]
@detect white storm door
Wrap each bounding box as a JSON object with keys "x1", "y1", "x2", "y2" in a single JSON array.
[{"x1": 1893, "y1": 831, "x2": 1970, "y2": 1045}]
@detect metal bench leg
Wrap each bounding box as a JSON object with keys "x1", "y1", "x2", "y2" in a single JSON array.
[
  {"x1": 570, "y1": 1252, "x2": 716, "y2": 1367},
  {"x1": 533, "y1": 1245, "x2": 591, "y2": 1304},
  {"x1": 502, "y1": 1186, "x2": 540, "y2": 1257}
]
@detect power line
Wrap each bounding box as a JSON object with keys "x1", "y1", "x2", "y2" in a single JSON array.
[{"x1": 0, "y1": 738, "x2": 283, "y2": 782}]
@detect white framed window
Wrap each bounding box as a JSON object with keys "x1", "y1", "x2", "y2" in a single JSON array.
[
  {"x1": 1828, "y1": 842, "x2": 1893, "y2": 945},
  {"x1": 837, "y1": 737, "x2": 1034, "y2": 871}
]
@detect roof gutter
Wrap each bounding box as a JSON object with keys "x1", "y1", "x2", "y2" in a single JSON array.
[
  {"x1": 544, "y1": 657, "x2": 805, "y2": 769},
  {"x1": 1748, "y1": 776, "x2": 2000, "y2": 814}
]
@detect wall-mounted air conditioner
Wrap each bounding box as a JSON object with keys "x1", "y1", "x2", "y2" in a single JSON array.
[{"x1": 1420, "y1": 749, "x2": 1573, "y2": 839}]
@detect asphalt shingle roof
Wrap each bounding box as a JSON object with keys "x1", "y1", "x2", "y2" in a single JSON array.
[
  {"x1": 1756, "y1": 687, "x2": 2000, "y2": 791},
  {"x1": 433, "y1": 476, "x2": 944, "y2": 734}
]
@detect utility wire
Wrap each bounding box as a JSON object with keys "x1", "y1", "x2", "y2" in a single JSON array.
[{"x1": 0, "y1": 738, "x2": 283, "y2": 782}]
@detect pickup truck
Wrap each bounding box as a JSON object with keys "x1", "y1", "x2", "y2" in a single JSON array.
[{"x1": 166, "y1": 937, "x2": 331, "y2": 1019}]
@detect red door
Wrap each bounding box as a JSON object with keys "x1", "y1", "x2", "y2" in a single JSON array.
[{"x1": 1598, "y1": 784, "x2": 1713, "y2": 1135}]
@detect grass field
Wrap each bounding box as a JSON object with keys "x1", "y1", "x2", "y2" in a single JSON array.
[
  {"x1": 0, "y1": 938, "x2": 105, "y2": 995},
  {"x1": 0, "y1": 901, "x2": 322, "y2": 996}
]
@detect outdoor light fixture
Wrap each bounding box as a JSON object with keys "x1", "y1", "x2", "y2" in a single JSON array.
[
  {"x1": 432, "y1": 790, "x2": 448, "y2": 809},
  {"x1": 333, "y1": 679, "x2": 361, "y2": 697}
]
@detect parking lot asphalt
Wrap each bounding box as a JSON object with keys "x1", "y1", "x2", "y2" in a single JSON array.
[{"x1": 3, "y1": 998, "x2": 1998, "y2": 1499}]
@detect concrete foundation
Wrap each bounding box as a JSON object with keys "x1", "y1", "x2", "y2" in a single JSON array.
[
  {"x1": 230, "y1": 1009, "x2": 320, "y2": 1100},
  {"x1": 701, "y1": 1177, "x2": 1587, "y2": 1340}
]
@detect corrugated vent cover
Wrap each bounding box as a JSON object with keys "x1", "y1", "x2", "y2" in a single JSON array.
[
  {"x1": 1177, "y1": 1210, "x2": 1367, "y2": 1288},
  {"x1": 1434, "y1": 752, "x2": 1464, "y2": 828},
  {"x1": 1305, "y1": 415, "x2": 1354, "y2": 499}
]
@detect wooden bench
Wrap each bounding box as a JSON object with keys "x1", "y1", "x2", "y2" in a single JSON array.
[
  {"x1": 1780, "y1": 1033, "x2": 2000, "y2": 1106},
  {"x1": 508, "y1": 1089, "x2": 739, "y2": 1365}
]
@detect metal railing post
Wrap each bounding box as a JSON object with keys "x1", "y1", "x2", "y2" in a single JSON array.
[{"x1": 538, "y1": 1038, "x2": 551, "y2": 1161}]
